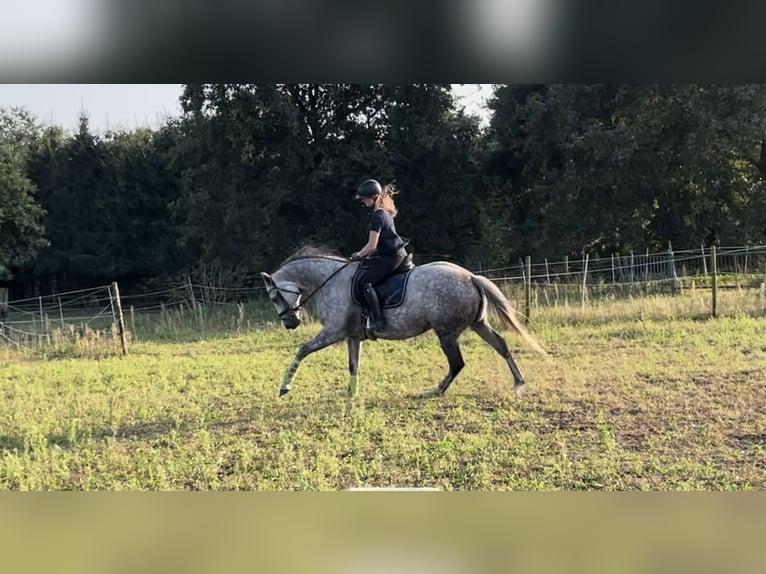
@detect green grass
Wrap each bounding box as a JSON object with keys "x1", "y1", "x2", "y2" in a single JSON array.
[{"x1": 0, "y1": 291, "x2": 765, "y2": 490}]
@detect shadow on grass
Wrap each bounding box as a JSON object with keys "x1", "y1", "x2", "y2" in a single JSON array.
[{"x1": 0, "y1": 414, "x2": 263, "y2": 454}]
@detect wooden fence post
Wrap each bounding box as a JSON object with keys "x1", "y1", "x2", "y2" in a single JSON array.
[
  {"x1": 581, "y1": 253, "x2": 589, "y2": 308},
  {"x1": 110, "y1": 282, "x2": 128, "y2": 355},
  {"x1": 711, "y1": 245, "x2": 718, "y2": 318},
  {"x1": 525, "y1": 256, "x2": 532, "y2": 324},
  {"x1": 667, "y1": 241, "x2": 680, "y2": 293},
  {"x1": 0, "y1": 288, "x2": 8, "y2": 338}
]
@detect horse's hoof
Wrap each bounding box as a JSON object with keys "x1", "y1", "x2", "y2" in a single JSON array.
[
  {"x1": 513, "y1": 383, "x2": 525, "y2": 396},
  {"x1": 279, "y1": 388, "x2": 290, "y2": 397},
  {"x1": 419, "y1": 389, "x2": 442, "y2": 399}
]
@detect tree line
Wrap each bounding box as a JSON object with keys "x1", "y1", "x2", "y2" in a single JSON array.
[{"x1": 2, "y1": 84, "x2": 765, "y2": 297}]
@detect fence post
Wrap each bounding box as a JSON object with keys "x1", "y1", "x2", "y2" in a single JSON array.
[
  {"x1": 525, "y1": 256, "x2": 532, "y2": 324},
  {"x1": 38, "y1": 296, "x2": 44, "y2": 330},
  {"x1": 667, "y1": 241, "x2": 680, "y2": 293},
  {"x1": 0, "y1": 288, "x2": 8, "y2": 338},
  {"x1": 564, "y1": 255, "x2": 569, "y2": 279},
  {"x1": 544, "y1": 258, "x2": 551, "y2": 285},
  {"x1": 581, "y1": 253, "x2": 589, "y2": 308},
  {"x1": 711, "y1": 245, "x2": 718, "y2": 318},
  {"x1": 110, "y1": 282, "x2": 128, "y2": 355},
  {"x1": 644, "y1": 248, "x2": 650, "y2": 280},
  {"x1": 130, "y1": 305, "x2": 136, "y2": 339},
  {"x1": 58, "y1": 296, "x2": 65, "y2": 327}
]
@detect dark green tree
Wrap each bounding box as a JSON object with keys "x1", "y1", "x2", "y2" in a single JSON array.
[
  {"x1": 381, "y1": 84, "x2": 483, "y2": 264},
  {"x1": 26, "y1": 113, "x2": 116, "y2": 289},
  {"x1": 0, "y1": 107, "x2": 47, "y2": 279},
  {"x1": 172, "y1": 84, "x2": 484, "y2": 275},
  {"x1": 483, "y1": 84, "x2": 766, "y2": 264}
]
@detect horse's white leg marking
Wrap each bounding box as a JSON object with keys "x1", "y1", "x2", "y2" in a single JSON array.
[{"x1": 280, "y1": 358, "x2": 302, "y2": 395}]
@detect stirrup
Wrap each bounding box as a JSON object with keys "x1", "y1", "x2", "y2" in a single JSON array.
[
  {"x1": 364, "y1": 316, "x2": 378, "y2": 340},
  {"x1": 365, "y1": 314, "x2": 385, "y2": 330}
]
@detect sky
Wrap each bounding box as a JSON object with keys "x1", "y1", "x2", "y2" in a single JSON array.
[
  {"x1": 0, "y1": 84, "x2": 494, "y2": 134},
  {"x1": 0, "y1": 84, "x2": 184, "y2": 133}
]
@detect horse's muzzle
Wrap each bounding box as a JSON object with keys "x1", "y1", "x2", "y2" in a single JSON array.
[{"x1": 284, "y1": 317, "x2": 301, "y2": 330}]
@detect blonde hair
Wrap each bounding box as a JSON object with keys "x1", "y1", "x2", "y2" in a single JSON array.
[{"x1": 374, "y1": 182, "x2": 399, "y2": 216}]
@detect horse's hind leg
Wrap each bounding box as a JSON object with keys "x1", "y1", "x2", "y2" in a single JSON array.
[
  {"x1": 423, "y1": 333, "x2": 465, "y2": 397},
  {"x1": 471, "y1": 320, "x2": 525, "y2": 391}
]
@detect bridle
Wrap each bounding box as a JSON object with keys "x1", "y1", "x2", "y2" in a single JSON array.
[
  {"x1": 268, "y1": 285, "x2": 300, "y2": 319},
  {"x1": 269, "y1": 259, "x2": 355, "y2": 318}
]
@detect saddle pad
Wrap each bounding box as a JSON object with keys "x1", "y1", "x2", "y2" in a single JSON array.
[{"x1": 351, "y1": 264, "x2": 414, "y2": 309}]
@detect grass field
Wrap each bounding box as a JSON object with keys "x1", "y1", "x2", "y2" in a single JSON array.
[{"x1": 0, "y1": 289, "x2": 765, "y2": 490}]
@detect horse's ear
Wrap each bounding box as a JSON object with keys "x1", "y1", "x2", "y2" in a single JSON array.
[{"x1": 260, "y1": 272, "x2": 272, "y2": 285}]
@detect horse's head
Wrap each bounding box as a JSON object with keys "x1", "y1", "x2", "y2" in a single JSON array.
[{"x1": 260, "y1": 272, "x2": 303, "y2": 330}]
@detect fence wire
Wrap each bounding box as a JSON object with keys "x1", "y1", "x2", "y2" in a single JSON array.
[{"x1": 2, "y1": 244, "x2": 765, "y2": 353}]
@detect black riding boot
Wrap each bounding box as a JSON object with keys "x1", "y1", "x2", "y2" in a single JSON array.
[{"x1": 363, "y1": 283, "x2": 386, "y2": 331}]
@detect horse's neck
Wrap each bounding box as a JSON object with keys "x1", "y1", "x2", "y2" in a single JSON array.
[{"x1": 283, "y1": 259, "x2": 344, "y2": 290}]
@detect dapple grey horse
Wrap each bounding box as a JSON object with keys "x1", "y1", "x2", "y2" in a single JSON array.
[{"x1": 260, "y1": 247, "x2": 548, "y2": 398}]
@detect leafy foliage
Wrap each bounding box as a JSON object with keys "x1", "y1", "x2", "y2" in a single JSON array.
[
  {"x1": 484, "y1": 84, "x2": 766, "y2": 264},
  {"x1": 0, "y1": 107, "x2": 47, "y2": 279},
  {"x1": 3, "y1": 85, "x2": 766, "y2": 294}
]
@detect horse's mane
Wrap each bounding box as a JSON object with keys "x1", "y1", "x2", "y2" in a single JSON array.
[{"x1": 280, "y1": 245, "x2": 348, "y2": 266}]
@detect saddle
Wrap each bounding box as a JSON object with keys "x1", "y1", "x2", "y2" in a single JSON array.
[{"x1": 351, "y1": 253, "x2": 416, "y2": 309}]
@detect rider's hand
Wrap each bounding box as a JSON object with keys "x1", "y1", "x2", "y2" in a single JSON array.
[{"x1": 350, "y1": 252, "x2": 363, "y2": 261}]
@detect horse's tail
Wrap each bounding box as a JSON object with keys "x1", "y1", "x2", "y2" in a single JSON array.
[{"x1": 471, "y1": 274, "x2": 549, "y2": 359}]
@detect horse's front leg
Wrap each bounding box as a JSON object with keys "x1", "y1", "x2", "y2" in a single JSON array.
[
  {"x1": 280, "y1": 329, "x2": 344, "y2": 396},
  {"x1": 347, "y1": 337, "x2": 363, "y2": 397}
]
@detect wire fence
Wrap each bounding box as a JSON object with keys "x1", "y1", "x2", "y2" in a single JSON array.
[
  {"x1": 477, "y1": 244, "x2": 766, "y2": 324},
  {"x1": 1, "y1": 243, "x2": 765, "y2": 355},
  {"x1": 477, "y1": 244, "x2": 766, "y2": 286}
]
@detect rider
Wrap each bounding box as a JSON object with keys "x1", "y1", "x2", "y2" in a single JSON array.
[{"x1": 350, "y1": 179, "x2": 408, "y2": 332}]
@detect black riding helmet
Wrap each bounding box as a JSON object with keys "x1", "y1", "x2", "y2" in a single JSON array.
[{"x1": 354, "y1": 179, "x2": 382, "y2": 200}]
